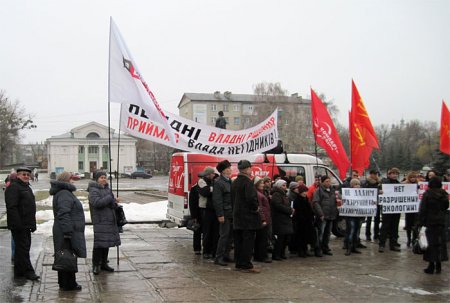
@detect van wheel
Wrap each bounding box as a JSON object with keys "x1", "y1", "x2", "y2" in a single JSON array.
[{"x1": 332, "y1": 217, "x2": 346, "y2": 238}]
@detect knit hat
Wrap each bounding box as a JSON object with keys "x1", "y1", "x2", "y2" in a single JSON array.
[
  {"x1": 203, "y1": 167, "x2": 215, "y2": 175},
  {"x1": 237, "y1": 160, "x2": 251, "y2": 170},
  {"x1": 273, "y1": 179, "x2": 287, "y2": 188},
  {"x1": 289, "y1": 182, "x2": 299, "y2": 191},
  {"x1": 263, "y1": 176, "x2": 271, "y2": 183},
  {"x1": 94, "y1": 170, "x2": 107, "y2": 181},
  {"x1": 216, "y1": 160, "x2": 231, "y2": 173},
  {"x1": 57, "y1": 171, "x2": 72, "y2": 182}
]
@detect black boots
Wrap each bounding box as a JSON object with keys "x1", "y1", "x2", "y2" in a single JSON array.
[
  {"x1": 93, "y1": 265, "x2": 100, "y2": 275},
  {"x1": 101, "y1": 263, "x2": 115, "y2": 272},
  {"x1": 424, "y1": 262, "x2": 435, "y2": 274},
  {"x1": 436, "y1": 262, "x2": 442, "y2": 274}
]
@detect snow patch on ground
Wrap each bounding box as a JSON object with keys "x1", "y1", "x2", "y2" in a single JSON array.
[{"x1": 35, "y1": 198, "x2": 169, "y2": 235}]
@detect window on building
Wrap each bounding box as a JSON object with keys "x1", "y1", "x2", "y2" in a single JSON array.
[
  {"x1": 223, "y1": 104, "x2": 229, "y2": 112},
  {"x1": 234, "y1": 117, "x2": 240, "y2": 125},
  {"x1": 88, "y1": 146, "x2": 99, "y2": 154},
  {"x1": 86, "y1": 132, "x2": 100, "y2": 139},
  {"x1": 285, "y1": 119, "x2": 289, "y2": 125},
  {"x1": 211, "y1": 104, "x2": 217, "y2": 111},
  {"x1": 103, "y1": 161, "x2": 108, "y2": 169},
  {"x1": 78, "y1": 161, "x2": 84, "y2": 170},
  {"x1": 78, "y1": 146, "x2": 84, "y2": 154},
  {"x1": 242, "y1": 104, "x2": 254, "y2": 115},
  {"x1": 233, "y1": 104, "x2": 240, "y2": 112},
  {"x1": 102, "y1": 146, "x2": 109, "y2": 154},
  {"x1": 211, "y1": 117, "x2": 216, "y2": 124}
]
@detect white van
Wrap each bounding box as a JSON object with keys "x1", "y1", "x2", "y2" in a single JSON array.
[{"x1": 166, "y1": 152, "x2": 342, "y2": 227}]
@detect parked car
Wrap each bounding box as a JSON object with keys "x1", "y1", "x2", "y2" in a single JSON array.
[
  {"x1": 71, "y1": 172, "x2": 84, "y2": 180},
  {"x1": 131, "y1": 171, "x2": 152, "y2": 179}
]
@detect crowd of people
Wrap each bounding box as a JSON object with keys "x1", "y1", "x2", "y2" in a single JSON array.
[
  {"x1": 189, "y1": 163, "x2": 450, "y2": 274},
  {"x1": 2, "y1": 164, "x2": 449, "y2": 290},
  {"x1": 4, "y1": 168, "x2": 121, "y2": 291}
]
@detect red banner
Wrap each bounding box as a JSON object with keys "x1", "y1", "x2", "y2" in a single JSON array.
[
  {"x1": 311, "y1": 89, "x2": 350, "y2": 179},
  {"x1": 350, "y1": 80, "x2": 379, "y2": 175},
  {"x1": 441, "y1": 100, "x2": 450, "y2": 155}
]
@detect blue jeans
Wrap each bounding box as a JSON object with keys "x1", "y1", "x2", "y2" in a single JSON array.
[
  {"x1": 345, "y1": 217, "x2": 359, "y2": 248},
  {"x1": 317, "y1": 219, "x2": 333, "y2": 251}
]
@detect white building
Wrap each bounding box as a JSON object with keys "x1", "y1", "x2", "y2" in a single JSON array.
[{"x1": 46, "y1": 122, "x2": 137, "y2": 176}]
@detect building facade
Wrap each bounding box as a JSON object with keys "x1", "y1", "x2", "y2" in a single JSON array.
[
  {"x1": 46, "y1": 122, "x2": 137, "y2": 176},
  {"x1": 178, "y1": 91, "x2": 315, "y2": 153}
]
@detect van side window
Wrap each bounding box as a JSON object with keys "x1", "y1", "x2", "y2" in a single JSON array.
[
  {"x1": 313, "y1": 166, "x2": 340, "y2": 186},
  {"x1": 277, "y1": 166, "x2": 306, "y2": 183}
]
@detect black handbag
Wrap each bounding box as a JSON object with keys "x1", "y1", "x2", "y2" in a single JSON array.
[
  {"x1": 52, "y1": 239, "x2": 78, "y2": 272},
  {"x1": 186, "y1": 219, "x2": 201, "y2": 232},
  {"x1": 116, "y1": 205, "x2": 128, "y2": 227},
  {"x1": 412, "y1": 239, "x2": 424, "y2": 255}
]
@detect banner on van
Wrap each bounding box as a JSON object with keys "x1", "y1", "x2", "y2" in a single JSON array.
[{"x1": 121, "y1": 103, "x2": 279, "y2": 156}]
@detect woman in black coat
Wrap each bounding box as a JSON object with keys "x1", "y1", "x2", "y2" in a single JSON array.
[
  {"x1": 419, "y1": 177, "x2": 449, "y2": 274},
  {"x1": 270, "y1": 180, "x2": 294, "y2": 260},
  {"x1": 292, "y1": 184, "x2": 316, "y2": 257},
  {"x1": 88, "y1": 171, "x2": 121, "y2": 275},
  {"x1": 51, "y1": 172, "x2": 86, "y2": 291}
]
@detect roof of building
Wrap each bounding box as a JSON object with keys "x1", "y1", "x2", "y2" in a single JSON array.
[{"x1": 178, "y1": 92, "x2": 311, "y2": 108}]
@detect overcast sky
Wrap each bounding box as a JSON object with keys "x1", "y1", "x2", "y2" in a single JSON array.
[{"x1": 1, "y1": 0, "x2": 449, "y2": 144}]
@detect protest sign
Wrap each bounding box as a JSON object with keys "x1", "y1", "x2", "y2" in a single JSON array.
[
  {"x1": 339, "y1": 188, "x2": 377, "y2": 217},
  {"x1": 379, "y1": 184, "x2": 419, "y2": 214}
]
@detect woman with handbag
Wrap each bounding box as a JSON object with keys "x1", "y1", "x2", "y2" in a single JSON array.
[
  {"x1": 88, "y1": 171, "x2": 121, "y2": 275},
  {"x1": 51, "y1": 171, "x2": 86, "y2": 291},
  {"x1": 419, "y1": 176, "x2": 449, "y2": 274}
]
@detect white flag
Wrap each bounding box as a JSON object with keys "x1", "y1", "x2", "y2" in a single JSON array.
[{"x1": 109, "y1": 18, "x2": 177, "y2": 146}]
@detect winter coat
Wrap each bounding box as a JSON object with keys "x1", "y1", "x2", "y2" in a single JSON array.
[
  {"x1": 215, "y1": 116, "x2": 227, "y2": 129},
  {"x1": 5, "y1": 179, "x2": 36, "y2": 231},
  {"x1": 198, "y1": 177, "x2": 214, "y2": 209},
  {"x1": 364, "y1": 176, "x2": 381, "y2": 190},
  {"x1": 257, "y1": 190, "x2": 271, "y2": 225},
  {"x1": 419, "y1": 188, "x2": 449, "y2": 227},
  {"x1": 312, "y1": 185, "x2": 338, "y2": 220},
  {"x1": 213, "y1": 175, "x2": 232, "y2": 219},
  {"x1": 231, "y1": 173, "x2": 261, "y2": 230},
  {"x1": 270, "y1": 187, "x2": 293, "y2": 235},
  {"x1": 88, "y1": 181, "x2": 121, "y2": 248},
  {"x1": 188, "y1": 183, "x2": 201, "y2": 220},
  {"x1": 50, "y1": 181, "x2": 87, "y2": 258}
]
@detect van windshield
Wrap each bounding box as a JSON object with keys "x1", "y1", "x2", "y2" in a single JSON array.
[
  {"x1": 313, "y1": 166, "x2": 341, "y2": 186},
  {"x1": 277, "y1": 166, "x2": 306, "y2": 183}
]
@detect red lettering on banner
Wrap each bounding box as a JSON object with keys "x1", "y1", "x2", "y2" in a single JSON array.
[{"x1": 209, "y1": 132, "x2": 216, "y2": 142}]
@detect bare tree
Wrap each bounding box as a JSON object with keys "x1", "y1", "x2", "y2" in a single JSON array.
[{"x1": 0, "y1": 91, "x2": 36, "y2": 168}]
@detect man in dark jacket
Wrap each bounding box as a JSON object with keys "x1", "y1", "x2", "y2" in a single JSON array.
[
  {"x1": 213, "y1": 160, "x2": 233, "y2": 266},
  {"x1": 198, "y1": 167, "x2": 218, "y2": 259},
  {"x1": 5, "y1": 167, "x2": 39, "y2": 280},
  {"x1": 215, "y1": 111, "x2": 227, "y2": 129},
  {"x1": 364, "y1": 169, "x2": 381, "y2": 241},
  {"x1": 379, "y1": 167, "x2": 401, "y2": 252},
  {"x1": 312, "y1": 175, "x2": 339, "y2": 256},
  {"x1": 232, "y1": 160, "x2": 261, "y2": 273}
]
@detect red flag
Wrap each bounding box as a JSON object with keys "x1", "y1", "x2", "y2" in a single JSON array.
[
  {"x1": 350, "y1": 80, "x2": 379, "y2": 175},
  {"x1": 311, "y1": 89, "x2": 350, "y2": 179},
  {"x1": 441, "y1": 100, "x2": 450, "y2": 155}
]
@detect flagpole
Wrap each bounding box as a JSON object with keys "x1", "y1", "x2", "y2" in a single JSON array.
[
  {"x1": 108, "y1": 16, "x2": 120, "y2": 267},
  {"x1": 116, "y1": 105, "x2": 122, "y2": 197},
  {"x1": 108, "y1": 17, "x2": 113, "y2": 183}
]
